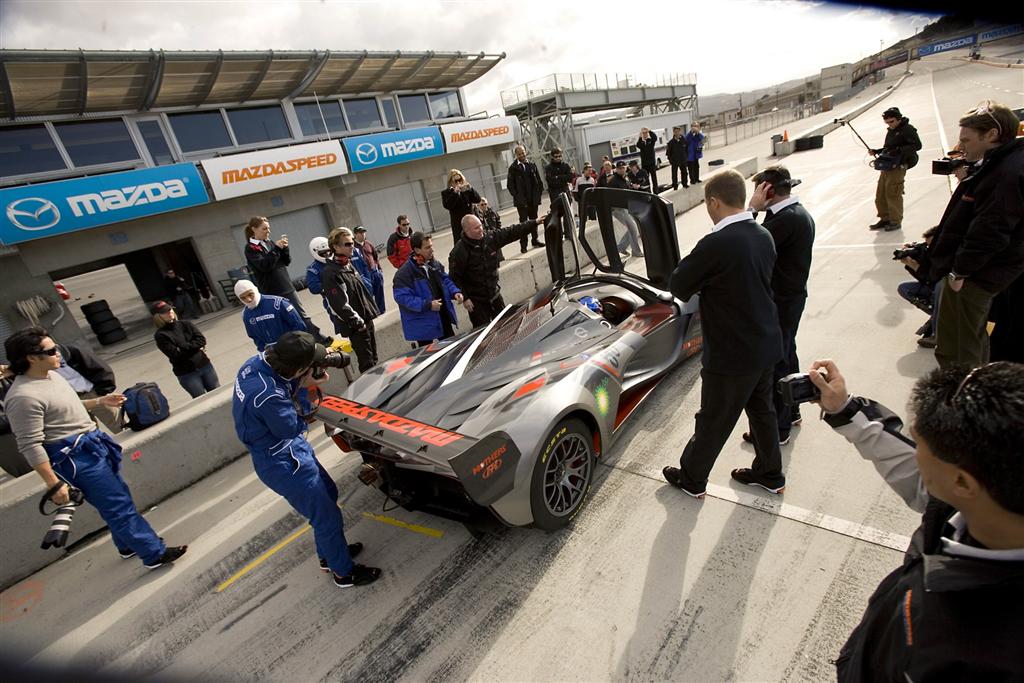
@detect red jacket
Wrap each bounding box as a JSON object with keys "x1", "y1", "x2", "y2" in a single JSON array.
[{"x1": 386, "y1": 228, "x2": 413, "y2": 269}]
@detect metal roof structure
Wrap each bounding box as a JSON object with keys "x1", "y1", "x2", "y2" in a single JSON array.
[{"x1": 0, "y1": 49, "x2": 506, "y2": 120}]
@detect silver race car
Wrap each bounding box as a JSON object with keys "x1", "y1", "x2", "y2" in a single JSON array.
[{"x1": 316, "y1": 189, "x2": 702, "y2": 533}]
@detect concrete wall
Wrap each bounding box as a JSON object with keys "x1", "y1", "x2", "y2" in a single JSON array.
[{"x1": 0, "y1": 251, "x2": 83, "y2": 343}]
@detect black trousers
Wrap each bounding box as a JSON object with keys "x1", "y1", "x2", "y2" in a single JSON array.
[
  {"x1": 349, "y1": 320, "x2": 377, "y2": 372},
  {"x1": 468, "y1": 293, "x2": 505, "y2": 328},
  {"x1": 516, "y1": 205, "x2": 540, "y2": 249},
  {"x1": 643, "y1": 166, "x2": 658, "y2": 192},
  {"x1": 678, "y1": 366, "x2": 783, "y2": 489},
  {"x1": 686, "y1": 161, "x2": 701, "y2": 184},
  {"x1": 772, "y1": 296, "x2": 807, "y2": 433},
  {"x1": 670, "y1": 163, "x2": 688, "y2": 189}
]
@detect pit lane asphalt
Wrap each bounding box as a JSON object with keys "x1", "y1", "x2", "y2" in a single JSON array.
[{"x1": 2, "y1": 45, "x2": 1022, "y2": 681}]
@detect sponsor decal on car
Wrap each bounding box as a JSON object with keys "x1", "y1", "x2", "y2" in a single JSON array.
[{"x1": 318, "y1": 395, "x2": 464, "y2": 448}]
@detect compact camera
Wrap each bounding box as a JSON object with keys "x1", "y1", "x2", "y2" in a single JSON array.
[
  {"x1": 931, "y1": 157, "x2": 970, "y2": 176},
  {"x1": 778, "y1": 373, "x2": 822, "y2": 406}
]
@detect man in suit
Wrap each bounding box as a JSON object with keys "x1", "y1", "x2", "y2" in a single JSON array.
[
  {"x1": 744, "y1": 166, "x2": 815, "y2": 446},
  {"x1": 666, "y1": 126, "x2": 689, "y2": 190},
  {"x1": 662, "y1": 170, "x2": 785, "y2": 498},
  {"x1": 506, "y1": 145, "x2": 546, "y2": 253}
]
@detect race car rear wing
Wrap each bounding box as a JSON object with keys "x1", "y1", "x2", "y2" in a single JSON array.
[{"x1": 315, "y1": 394, "x2": 522, "y2": 507}]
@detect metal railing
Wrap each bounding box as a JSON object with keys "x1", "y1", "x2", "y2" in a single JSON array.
[
  {"x1": 702, "y1": 104, "x2": 822, "y2": 149},
  {"x1": 501, "y1": 72, "x2": 697, "y2": 109}
]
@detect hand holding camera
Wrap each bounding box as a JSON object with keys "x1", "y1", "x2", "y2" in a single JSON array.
[
  {"x1": 40, "y1": 483, "x2": 85, "y2": 550},
  {"x1": 808, "y1": 360, "x2": 849, "y2": 413},
  {"x1": 275, "y1": 234, "x2": 289, "y2": 249}
]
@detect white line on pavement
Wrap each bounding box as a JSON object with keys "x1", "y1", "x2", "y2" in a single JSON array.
[{"x1": 813, "y1": 242, "x2": 905, "y2": 250}]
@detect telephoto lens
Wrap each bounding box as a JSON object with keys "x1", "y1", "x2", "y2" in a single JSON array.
[{"x1": 39, "y1": 485, "x2": 84, "y2": 550}]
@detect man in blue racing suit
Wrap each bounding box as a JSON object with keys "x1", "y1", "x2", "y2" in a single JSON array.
[
  {"x1": 235, "y1": 279, "x2": 307, "y2": 352},
  {"x1": 232, "y1": 331, "x2": 381, "y2": 588}
]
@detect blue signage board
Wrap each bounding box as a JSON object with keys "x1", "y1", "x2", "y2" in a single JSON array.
[
  {"x1": 917, "y1": 34, "x2": 976, "y2": 57},
  {"x1": 0, "y1": 163, "x2": 209, "y2": 245},
  {"x1": 342, "y1": 127, "x2": 444, "y2": 172},
  {"x1": 979, "y1": 25, "x2": 1023, "y2": 43}
]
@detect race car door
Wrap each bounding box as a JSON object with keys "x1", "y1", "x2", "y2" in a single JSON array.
[
  {"x1": 578, "y1": 188, "x2": 681, "y2": 290},
  {"x1": 543, "y1": 193, "x2": 580, "y2": 286}
]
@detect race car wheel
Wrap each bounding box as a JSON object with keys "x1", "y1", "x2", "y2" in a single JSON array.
[{"x1": 530, "y1": 418, "x2": 594, "y2": 530}]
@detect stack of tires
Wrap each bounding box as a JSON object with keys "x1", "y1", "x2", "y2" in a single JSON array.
[{"x1": 81, "y1": 300, "x2": 127, "y2": 345}]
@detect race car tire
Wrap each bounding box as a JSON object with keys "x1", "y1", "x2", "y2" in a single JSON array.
[
  {"x1": 530, "y1": 417, "x2": 595, "y2": 531},
  {"x1": 90, "y1": 319, "x2": 123, "y2": 335},
  {"x1": 80, "y1": 300, "x2": 110, "y2": 316},
  {"x1": 96, "y1": 329, "x2": 128, "y2": 345},
  {"x1": 85, "y1": 310, "x2": 117, "y2": 325}
]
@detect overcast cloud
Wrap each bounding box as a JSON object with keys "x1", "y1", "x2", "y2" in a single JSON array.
[{"x1": 0, "y1": 0, "x2": 938, "y2": 114}]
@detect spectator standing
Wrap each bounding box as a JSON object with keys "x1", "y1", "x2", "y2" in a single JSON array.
[
  {"x1": 474, "y1": 197, "x2": 504, "y2": 262},
  {"x1": 441, "y1": 169, "x2": 482, "y2": 244},
  {"x1": 394, "y1": 232, "x2": 466, "y2": 346},
  {"x1": 162, "y1": 268, "x2": 198, "y2": 320},
  {"x1": 628, "y1": 160, "x2": 652, "y2": 193},
  {"x1": 685, "y1": 123, "x2": 706, "y2": 185},
  {"x1": 666, "y1": 126, "x2": 689, "y2": 190},
  {"x1": 449, "y1": 213, "x2": 544, "y2": 328},
  {"x1": 386, "y1": 215, "x2": 414, "y2": 269},
  {"x1": 574, "y1": 163, "x2": 598, "y2": 227},
  {"x1": 544, "y1": 147, "x2": 574, "y2": 205},
  {"x1": 928, "y1": 101, "x2": 1024, "y2": 368},
  {"x1": 661, "y1": 170, "x2": 785, "y2": 498},
  {"x1": 234, "y1": 279, "x2": 306, "y2": 353},
  {"x1": 595, "y1": 160, "x2": 614, "y2": 188},
  {"x1": 152, "y1": 301, "x2": 219, "y2": 399},
  {"x1": 868, "y1": 107, "x2": 922, "y2": 232},
  {"x1": 506, "y1": 145, "x2": 546, "y2": 253},
  {"x1": 243, "y1": 216, "x2": 332, "y2": 346},
  {"x1": 608, "y1": 162, "x2": 644, "y2": 257},
  {"x1": 636, "y1": 127, "x2": 659, "y2": 192},
  {"x1": 322, "y1": 228, "x2": 380, "y2": 372},
  {"x1": 353, "y1": 226, "x2": 386, "y2": 313},
  {"x1": 4, "y1": 327, "x2": 186, "y2": 568},
  {"x1": 306, "y1": 236, "x2": 342, "y2": 336}
]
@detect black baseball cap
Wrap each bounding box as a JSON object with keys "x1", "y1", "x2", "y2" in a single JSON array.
[
  {"x1": 615, "y1": 160, "x2": 627, "y2": 168},
  {"x1": 272, "y1": 331, "x2": 326, "y2": 368},
  {"x1": 353, "y1": 225, "x2": 367, "y2": 233},
  {"x1": 628, "y1": 159, "x2": 640, "y2": 167},
  {"x1": 882, "y1": 107, "x2": 902, "y2": 120},
  {"x1": 152, "y1": 300, "x2": 173, "y2": 314}
]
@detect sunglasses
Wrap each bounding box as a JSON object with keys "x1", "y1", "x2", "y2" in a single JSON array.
[
  {"x1": 974, "y1": 102, "x2": 1002, "y2": 137},
  {"x1": 400, "y1": 222, "x2": 410, "y2": 226},
  {"x1": 32, "y1": 347, "x2": 59, "y2": 356},
  {"x1": 340, "y1": 242, "x2": 354, "y2": 247}
]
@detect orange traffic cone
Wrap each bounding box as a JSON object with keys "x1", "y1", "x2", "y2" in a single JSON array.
[{"x1": 783, "y1": 130, "x2": 789, "y2": 142}]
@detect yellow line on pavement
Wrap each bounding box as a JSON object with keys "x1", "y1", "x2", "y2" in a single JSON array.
[
  {"x1": 361, "y1": 511, "x2": 445, "y2": 538},
  {"x1": 216, "y1": 526, "x2": 311, "y2": 593}
]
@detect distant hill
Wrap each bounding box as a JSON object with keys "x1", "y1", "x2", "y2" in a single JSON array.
[{"x1": 697, "y1": 76, "x2": 812, "y2": 116}]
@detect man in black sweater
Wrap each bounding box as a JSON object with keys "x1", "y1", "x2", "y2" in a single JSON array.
[
  {"x1": 662, "y1": 170, "x2": 785, "y2": 497},
  {"x1": 666, "y1": 126, "x2": 689, "y2": 190},
  {"x1": 868, "y1": 107, "x2": 922, "y2": 232},
  {"x1": 636, "y1": 127, "x2": 659, "y2": 192},
  {"x1": 744, "y1": 166, "x2": 815, "y2": 445},
  {"x1": 506, "y1": 145, "x2": 546, "y2": 253},
  {"x1": 544, "y1": 147, "x2": 574, "y2": 206}
]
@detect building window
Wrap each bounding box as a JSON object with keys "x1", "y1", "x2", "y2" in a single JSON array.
[
  {"x1": 169, "y1": 111, "x2": 233, "y2": 153},
  {"x1": 227, "y1": 106, "x2": 292, "y2": 145},
  {"x1": 0, "y1": 124, "x2": 66, "y2": 177},
  {"x1": 429, "y1": 91, "x2": 463, "y2": 119},
  {"x1": 137, "y1": 120, "x2": 175, "y2": 166},
  {"x1": 54, "y1": 119, "x2": 140, "y2": 167},
  {"x1": 381, "y1": 98, "x2": 398, "y2": 128},
  {"x1": 398, "y1": 94, "x2": 430, "y2": 124},
  {"x1": 344, "y1": 98, "x2": 382, "y2": 130},
  {"x1": 295, "y1": 101, "x2": 347, "y2": 136}
]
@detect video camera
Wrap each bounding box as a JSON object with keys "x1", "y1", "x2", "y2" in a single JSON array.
[
  {"x1": 39, "y1": 483, "x2": 85, "y2": 550},
  {"x1": 778, "y1": 372, "x2": 822, "y2": 406},
  {"x1": 310, "y1": 351, "x2": 351, "y2": 380},
  {"x1": 892, "y1": 242, "x2": 928, "y2": 262},
  {"x1": 932, "y1": 157, "x2": 970, "y2": 176}
]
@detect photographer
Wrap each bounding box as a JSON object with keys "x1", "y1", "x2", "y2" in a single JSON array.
[
  {"x1": 894, "y1": 226, "x2": 940, "y2": 347},
  {"x1": 544, "y1": 148, "x2": 574, "y2": 205},
  {"x1": 868, "y1": 107, "x2": 922, "y2": 232},
  {"x1": 4, "y1": 327, "x2": 186, "y2": 568},
  {"x1": 928, "y1": 101, "x2": 1024, "y2": 369},
  {"x1": 441, "y1": 169, "x2": 481, "y2": 244},
  {"x1": 808, "y1": 359, "x2": 1024, "y2": 681},
  {"x1": 322, "y1": 228, "x2": 380, "y2": 373},
  {"x1": 636, "y1": 127, "x2": 659, "y2": 192},
  {"x1": 233, "y1": 331, "x2": 380, "y2": 588}
]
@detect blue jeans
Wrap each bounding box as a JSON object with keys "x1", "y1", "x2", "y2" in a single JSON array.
[{"x1": 178, "y1": 362, "x2": 219, "y2": 398}]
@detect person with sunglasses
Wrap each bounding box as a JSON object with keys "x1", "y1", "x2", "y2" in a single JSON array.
[
  {"x1": 4, "y1": 327, "x2": 187, "y2": 569},
  {"x1": 926, "y1": 100, "x2": 1024, "y2": 369},
  {"x1": 544, "y1": 147, "x2": 574, "y2": 206},
  {"x1": 321, "y1": 227, "x2": 380, "y2": 372},
  {"x1": 809, "y1": 358, "x2": 1024, "y2": 682},
  {"x1": 386, "y1": 215, "x2": 414, "y2": 269},
  {"x1": 442, "y1": 169, "x2": 482, "y2": 244}
]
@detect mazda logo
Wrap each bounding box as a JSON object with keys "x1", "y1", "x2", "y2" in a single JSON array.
[
  {"x1": 355, "y1": 143, "x2": 378, "y2": 165},
  {"x1": 6, "y1": 197, "x2": 61, "y2": 231}
]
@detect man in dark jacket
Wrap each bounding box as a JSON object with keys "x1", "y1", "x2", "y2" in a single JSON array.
[
  {"x1": 661, "y1": 170, "x2": 784, "y2": 498},
  {"x1": 666, "y1": 126, "x2": 689, "y2": 190},
  {"x1": 162, "y1": 268, "x2": 198, "y2": 320},
  {"x1": 636, "y1": 127, "x2": 659, "y2": 192},
  {"x1": 393, "y1": 232, "x2": 466, "y2": 346},
  {"x1": 868, "y1": 107, "x2": 922, "y2": 232},
  {"x1": 627, "y1": 160, "x2": 652, "y2": 193},
  {"x1": 243, "y1": 216, "x2": 331, "y2": 345},
  {"x1": 506, "y1": 145, "x2": 545, "y2": 253},
  {"x1": 544, "y1": 148, "x2": 574, "y2": 205},
  {"x1": 449, "y1": 213, "x2": 544, "y2": 328},
  {"x1": 744, "y1": 166, "x2": 815, "y2": 445},
  {"x1": 809, "y1": 359, "x2": 1024, "y2": 683},
  {"x1": 927, "y1": 102, "x2": 1024, "y2": 369},
  {"x1": 322, "y1": 227, "x2": 380, "y2": 372}
]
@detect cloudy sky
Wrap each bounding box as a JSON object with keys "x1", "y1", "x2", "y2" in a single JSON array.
[{"x1": 0, "y1": 0, "x2": 938, "y2": 114}]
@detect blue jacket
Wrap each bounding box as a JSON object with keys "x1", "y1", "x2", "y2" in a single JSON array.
[
  {"x1": 242, "y1": 294, "x2": 306, "y2": 351},
  {"x1": 306, "y1": 260, "x2": 337, "y2": 320},
  {"x1": 685, "y1": 131, "x2": 705, "y2": 161},
  {"x1": 393, "y1": 255, "x2": 461, "y2": 341},
  {"x1": 349, "y1": 249, "x2": 376, "y2": 294},
  {"x1": 232, "y1": 354, "x2": 308, "y2": 457}
]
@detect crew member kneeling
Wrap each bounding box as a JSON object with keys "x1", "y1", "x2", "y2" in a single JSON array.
[{"x1": 232, "y1": 331, "x2": 381, "y2": 588}]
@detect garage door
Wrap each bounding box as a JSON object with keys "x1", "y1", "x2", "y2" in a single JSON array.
[
  {"x1": 353, "y1": 180, "x2": 433, "y2": 250},
  {"x1": 461, "y1": 164, "x2": 498, "y2": 207},
  {"x1": 232, "y1": 205, "x2": 332, "y2": 282}
]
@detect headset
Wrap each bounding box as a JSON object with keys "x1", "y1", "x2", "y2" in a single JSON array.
[{"x1": 754, "y1": 168, "x2": 803, "y2": 199}]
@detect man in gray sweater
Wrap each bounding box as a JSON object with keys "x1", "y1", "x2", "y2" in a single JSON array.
[{"x1": 4, "y1": 327, "x2": 186, "y2": 569}]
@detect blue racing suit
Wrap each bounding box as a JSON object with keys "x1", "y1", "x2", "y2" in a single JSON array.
[
  {"x1": 232, "y1": 354, "x2": 353, "y2": 576},
  {"x1": 43, "y1": 430, "x2": 165, "y2": 564},
  {"x1": 307, "y1": 260, "x2": 343, "y2": 335},
  {"x1": 242, "y1": 294, "x2": 307, "y2": 351}
]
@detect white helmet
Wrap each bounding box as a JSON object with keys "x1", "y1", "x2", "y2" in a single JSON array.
[{"x1": 309, "y1": 236, "x2": 331, "y2": 263}]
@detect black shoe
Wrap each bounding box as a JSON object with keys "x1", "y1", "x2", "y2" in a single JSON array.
[
  {"x1": 520, "y1": 246, "x2": 528, "y2": 253},
  {"x1": 869, "y1": 219, "x2": 888, "y2": 229},
  {"x1": 532, "y1": 240, "x2": 545, "y2": 248},
  {"x1": 917, "y1": 335, "x2": 937, "y2": 348},
  {"x1": 790, "y1": 410, "x2": 802, "y2": 427},
  {"x1": 694, "y1": 180, "x2": 702, "y2": 184},
  {"x1": 915, "y1": 321, "x2": 933, "y2": 336},
  {"x1": 144, "y1": 545, "x2": 188, "y2": 569},
  {"x1": 683, "y1": 184, "x2": 689, "y2": 188},
  {"x1": 730, "y1": 468, "x2": 786, "y2": 494},
  {"x1": 883, "y1": 222, "x2": 902, "y2": 232},
  {"x1": 741, "y1": 431, "x2": 791, "y2": 446},
  {"x1": 333, "y1": 564, "x2": 382, "y2": 588},
  {"x1": 118, "y1": 548, "x2": 136, "y2": 560},
  {"x1": 662, "y1": 466, "x2": 706, "y2": 499},
  {"x1": 319, "y1": 543, "x2": 364, "y2": 573}
]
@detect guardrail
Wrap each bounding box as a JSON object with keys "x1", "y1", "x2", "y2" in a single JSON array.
[{"x1": 500, "y1": 72, "x2": 697, "y2": 109}]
